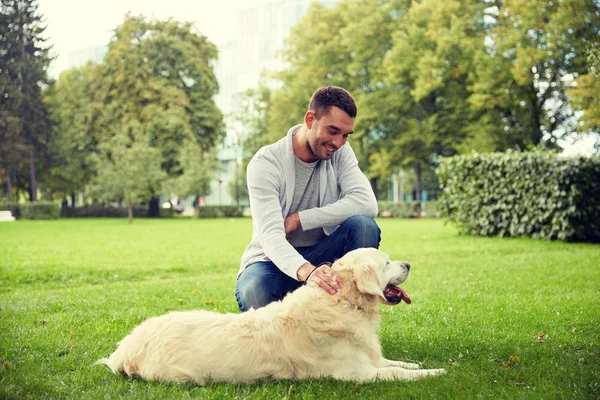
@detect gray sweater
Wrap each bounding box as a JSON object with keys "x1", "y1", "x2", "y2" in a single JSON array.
[{"x1": 238, "y1": 125, "x2": 378, "y2": 280}]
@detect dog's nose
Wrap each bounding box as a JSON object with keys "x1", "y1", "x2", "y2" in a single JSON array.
[{"x1": 405, "y1": 263, "x2": 411, "y2": 270}]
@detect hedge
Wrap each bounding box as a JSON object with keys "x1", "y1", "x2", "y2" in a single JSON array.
[
  {"x1": 196, "y1": 205, "x2": 245, "y2": 218},
  {"x1": 377, "y1": 201, "x2": 440, "y2": 218},
  {"x1": 19, "y1": 202, "x2": 60, "y2": 219},
  {"x1": 437, "y1": 152, "x2": 600, "y2": 242},
  {"x1": 60, "y1": 204, "x2": 174, "y2": 218}
]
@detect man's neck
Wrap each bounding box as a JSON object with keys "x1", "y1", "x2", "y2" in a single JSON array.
[{"x1": 293, "y1": 125, "x2": 315, "y2": 163}]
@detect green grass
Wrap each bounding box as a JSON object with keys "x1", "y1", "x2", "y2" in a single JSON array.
[{"x1": 0, "y1": 218, "x2": 598, "y2": 399}]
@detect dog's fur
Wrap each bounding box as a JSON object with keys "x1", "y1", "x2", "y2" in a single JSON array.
[{"x1": 99, "y1": 248, "x2": 445, "y2": 384}]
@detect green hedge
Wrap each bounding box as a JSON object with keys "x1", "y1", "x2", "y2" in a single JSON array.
[
  {"x1": 377, "y1": 201, "x2": 440, "y2": 218},
  {"x1": 437, "y1": 152, "x2": 600, "y2": 242},
  {"x1": 60, "y1": 205, "x2": 174, "y2": 218},
  {"x1": 19, "y1": 202, "x2": 60, "y2": 219},
  {"x1": 196, "y1": 205, "x2": 245, "y2": 218}
]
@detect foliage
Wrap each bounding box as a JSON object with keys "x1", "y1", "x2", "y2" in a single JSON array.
[
  {"x1": 229, "y1": 84, "x2": 273, "y2": 204},
  {"x1": 45, "y1": 63, "x2": 102, "y2": 201},
  {"x1": 18, "y1": 201, "x2": 59, "y2": 219},
  {"x1": 59, "y1": 204, "x2": 173, "y2": 218},
  {"x1": 86, "y1": 143, "x2": 167, "y2": 223},
  {"x1": 43, "y1": 14, "x2": 224, "y2": 218},
  {"x1": 438, "y1": 151, "x2": 600, "y2": 242},
  {"x1": 0, "y1": 219, "x2": 599, "y2": 398},
  {"x1": 377, "y1": 201, "x2": 440, "y2": 218},
  {"x1": 0, "y1": 0, "x2": 53, "y2": 201},
  {"x1": 196, "y1": 205, "x2": 245, "y2": 218},
  {"x1": 468, "y1": 0, "x2": 600, "y2": 150}
]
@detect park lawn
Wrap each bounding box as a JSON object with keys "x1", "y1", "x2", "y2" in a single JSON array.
[{"x1": 0, "y1": 217, "x2": 598, "y2": 399}]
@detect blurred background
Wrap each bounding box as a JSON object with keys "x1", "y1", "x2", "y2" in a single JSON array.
[{"x1": 1, "y1": 0, "x2": 598, "y2": 219}]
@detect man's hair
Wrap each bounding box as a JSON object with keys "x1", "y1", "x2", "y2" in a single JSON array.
[{"x1": 308, "y1": 86, "x2": 357, "y2": 119}]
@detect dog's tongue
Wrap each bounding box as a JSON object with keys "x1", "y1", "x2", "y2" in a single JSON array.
[{"x1": 384, "y1": 285, "x2": 412, "y2": 304}]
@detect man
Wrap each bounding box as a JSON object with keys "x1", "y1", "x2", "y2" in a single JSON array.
[{"x1": 236, "y1": 86, "x2": 380, "y2": 312}]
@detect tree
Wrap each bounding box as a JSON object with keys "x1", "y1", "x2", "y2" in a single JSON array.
[
  {"x1": 87, "y1": 139, "x2": 166, "y2": 223},
  {"x1": 469, "y1": 0, "x2": 600, "y2": 150},
  {"x1": 228, "y1": 83, "x2": 273, "y2": 204},
  {"x1": 162, "y1": 142, "x2": 217, "y2": 218},
  {"x1": 45, "y1": 63, "x2": 103, "y2": 205},
  {"x1": 569, "y1": 43, "x2": 600, "y2": 149},
  {"x1": 0, "y1": 0, "x2": 53, "y2": 201},
  {"x1": 91, "y1": 14, "x2": 224, "y2": 216}
]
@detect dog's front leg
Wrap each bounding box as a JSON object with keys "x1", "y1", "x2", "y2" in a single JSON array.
[
  {"x1": 355, "y1": 366, "x2": 446, "y2": 382},
  {"x1": 380, "y1": 358, "x2": 420, "y2": 369}
]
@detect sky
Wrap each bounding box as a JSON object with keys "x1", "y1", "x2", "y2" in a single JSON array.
[
  {"x1": 38, "y1": 0, "x2": 597, "y2": 156},
  {"x1": 39, "y1": 0, "x2": 271, "y2": 77}
]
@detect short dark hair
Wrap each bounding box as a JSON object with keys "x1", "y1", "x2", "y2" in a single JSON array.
[{"x1": 308, "y1": 86, "x2": 357, "y2": 119}]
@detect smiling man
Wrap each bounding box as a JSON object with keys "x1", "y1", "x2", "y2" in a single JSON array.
[{"x1": 235, "y1": 86, "x2": 380, "y2": 312}]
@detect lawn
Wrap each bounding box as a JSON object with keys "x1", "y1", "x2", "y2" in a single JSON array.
[{"x1": 0, "y1": 218, "x2": 598, "y2": 399}]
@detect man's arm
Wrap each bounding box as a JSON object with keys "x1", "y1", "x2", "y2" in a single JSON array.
[{"x1": 246, "y1": 153, "x2": 308, "y2": 280}]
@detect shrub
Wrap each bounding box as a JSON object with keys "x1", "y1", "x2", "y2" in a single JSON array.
[
  {"x1": 60, "y1": 204, "x2": 174, "y2": 218},
  {"x1": 377, "y1": 201, "x2": 440, "y2": 218},
  {"x1": 437, "y1": 152, "x2": 600, "y2": 242},
  {"x1": 20, "y1": 202, "x2": 60, "y2": 219},
  {"x1": 196, "y1": 205, "x2": 245, "y2": 218}
]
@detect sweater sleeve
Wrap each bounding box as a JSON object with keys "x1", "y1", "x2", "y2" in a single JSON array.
[
  {"x1": 297, "y1": 144, "x2": 378, "y2": 231},
  {"x1": 246, "y1": 152, "x2": 310, "y2": 280}
]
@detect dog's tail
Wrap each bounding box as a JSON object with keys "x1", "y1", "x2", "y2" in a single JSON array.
[{"x1": 96, "y1": 355, "x2": 121, "y2": 374}]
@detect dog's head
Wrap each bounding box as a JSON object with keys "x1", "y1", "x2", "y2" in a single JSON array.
[{"x1": 334, "y1": 248, "x2": 411, "y2": 306}]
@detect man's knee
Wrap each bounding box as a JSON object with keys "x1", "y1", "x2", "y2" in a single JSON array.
[
  {"x1": 235, "y1": 273, "x2": 272, "y2": 312},
  {"x1": 342, "y1": 215, "x2": 381, "y2": 248}
]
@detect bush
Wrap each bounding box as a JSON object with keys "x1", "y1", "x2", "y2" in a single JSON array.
[
  {"x1": 377, "y1": 201, "x2": 440, "y2": 218},
  {"x1": 60, "y1": 204, "x2": 174, "y2": 218},
  {"x1": 196, "y1": 205, "x2": 245, "y2": 218},
  {"x1": 20, "y1": 202, "x2": 60, "y2": 219},
  {"x1": 437, "y1": 152, "x2": 600, "y2": 242}
]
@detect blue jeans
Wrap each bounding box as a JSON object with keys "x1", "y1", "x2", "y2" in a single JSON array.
[{"x1": 235, "y1": 215, "x2": 381, "y2": 312}]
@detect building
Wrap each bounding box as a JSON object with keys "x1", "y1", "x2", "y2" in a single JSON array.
[{"x1": 207, "y1": 0, "x2": 338, "y2": 205}]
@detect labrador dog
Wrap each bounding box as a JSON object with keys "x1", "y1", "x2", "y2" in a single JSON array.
[{"x1": 99, "y1": 248, "x2": 445, "y2": 384}]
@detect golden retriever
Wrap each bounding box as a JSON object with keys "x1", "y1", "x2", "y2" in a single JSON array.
[{"x1": 99, "y1": 248, "x2": 445, "y2": 384}]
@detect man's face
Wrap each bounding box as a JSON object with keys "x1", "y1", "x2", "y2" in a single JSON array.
[{"x1": 306, "y1": 106, "x2": 355, "y2": 162}]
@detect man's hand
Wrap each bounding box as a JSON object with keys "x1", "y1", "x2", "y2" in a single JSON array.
[
  {"x1": 284, "y1": 213, "x2": 301, "y2": 234},
  {"x1": 297, "y1": 262, "x2": 343, "y2": 295}
]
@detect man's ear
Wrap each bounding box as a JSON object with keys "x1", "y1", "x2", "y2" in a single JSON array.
[
  {"x1": 305, "y1": 110, "x2": 315, "y2": 129},
  {"x1": 354, "y1": 261, "x2": 385, "y2": 300}
]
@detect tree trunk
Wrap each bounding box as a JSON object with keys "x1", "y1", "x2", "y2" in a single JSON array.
[
  {"x1": 71, "y1": 192, "x2": 76, "y2": 207},
  {"x1": 6, "y1": 170, "x2": 14, "y2": 202},
  {"x1": 29, "y1": 149, "x2": 37, "y2": 201},
  {"x1": 148, "y1": 197, "x2": 160, "y2": 217},
  {"x1": 128, "y1": 199, "x2": 133, "y2": 224},
  {"x1": 193, "y1": 196, "x2": 199, "y2": 219},
  {"x1": 415, "y1": 162, "x2": 422, "y2": 202},
  {"x1": 413, "y1": 162, "x2": 423, "y2": 217}
]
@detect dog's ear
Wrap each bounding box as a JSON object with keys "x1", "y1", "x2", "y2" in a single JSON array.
[{"x1": 354, "y1": 260, "x2": 385, "y2": 300}]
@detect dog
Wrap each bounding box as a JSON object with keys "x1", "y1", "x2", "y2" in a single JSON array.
[{"x1": 98, "y1": 248, "x2": 445, "y2": 384}]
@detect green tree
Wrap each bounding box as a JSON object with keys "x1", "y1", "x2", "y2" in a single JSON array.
[
  {"x1": 91, "y1": 14, "x2": 224, "y2": 216},
  {"x1": 87, "y1": 139, "x2": 166, "y2": 223},
  {"x1": 163, "y1": 142, "x2": 217, "y2": 218},
  {"x1": 569, "y1": 43, "x2": 600, "y2": 147},
  {"x1": 228, "y1": 83, "x2": 273, "y2": 204},
  {"x1": 382, "y1": 0, "x2": 485, "y2": 200},
  {"x1": 45, "y1": 63, "x2": 103, "y2": 205},
  {"x1": 0, "y1": 0, "x2": 53, "y2": 201},
  {"x1": 469, "y1": 0, "x2": 600, "y2": 150}
]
